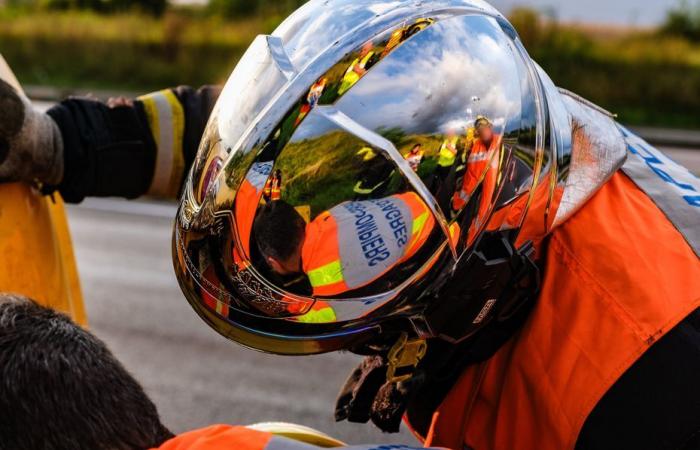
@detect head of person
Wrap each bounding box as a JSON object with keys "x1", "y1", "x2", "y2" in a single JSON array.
[
  {"x1": 359, "y1": 41, "x2": 374, "y2": 57},
  {"x1": 174, "y1": 0, "x2": 623, "y2": 359},
  {"x1": 475, "y1": 116, "x2": 493, "y2": 144},
  {"x1": 253, "y1": 201, "x2": 306, "y2": 276},
  {"x1": 0, "y1": 295, "x2": 173, "y2": 450}
]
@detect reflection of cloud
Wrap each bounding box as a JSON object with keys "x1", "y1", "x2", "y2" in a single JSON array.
[
  {"x1": 281, "y1": 1, "x2": 377, "y2": 67},
  {"x1": 337, "y1": 15, "x2": 524, "y2": 137}
]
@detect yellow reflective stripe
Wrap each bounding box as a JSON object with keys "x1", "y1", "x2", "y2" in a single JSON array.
[
  {"x1": 412, "y1": 211, "x2": 429, "y2": 236},
  {"x1": 138, "y1": 89, "x2": 185, "y2": 198},
  {"x1": 295, "y1": 306, "x2": 337, "y2": 324},
  {"x1": 307, "y1": 260, "x2": 344, "y2": 288}
]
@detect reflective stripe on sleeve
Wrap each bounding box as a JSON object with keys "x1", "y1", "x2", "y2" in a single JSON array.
[
  {"x1": 412, "y1": 211, "x2": 429, "y2": 237},
  {"x1": 307, "y1": 260, "x2": 344, "y2": 288},
  {"x1": 139, "y1": 89, "x2": 185, "y2": 198},
  {"x1": 620, "y1": 127, "x2": 700, "y2": 257}
]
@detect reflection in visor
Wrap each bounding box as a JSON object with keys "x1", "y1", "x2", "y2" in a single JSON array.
[
  {"x1": 252, "y1": 192, "x2": 436, "y2": 298},
  {"x1": 177, "y1": 8, "x2": 545, "y2": 330},
  {"x1": 335, "y1": 14, "x2": 542, "y2": 254},
  {"x1": 238, "y1": 110, "x2": 445, "y2": 299}
]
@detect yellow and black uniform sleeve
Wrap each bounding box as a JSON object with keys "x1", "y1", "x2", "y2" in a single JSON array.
[{"x1": 46, "y1": 85, "x2": 220, "y2": 203}]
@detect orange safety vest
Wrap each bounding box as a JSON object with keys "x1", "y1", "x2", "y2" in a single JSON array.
[
  {"x1": 452, "y1": 136, "x2": 501, "y2": 212},
  {"x1": 155, "y1": 425, "x2": 282, "y2": 450},
  {"x1": 413, "y1": 142, "x2": 700, "y2": 450},
  {"x1": 302, "y1": 192, "x2": 435, "y2": 296}
]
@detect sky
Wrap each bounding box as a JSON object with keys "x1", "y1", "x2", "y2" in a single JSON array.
[{"x1": 489, "y1": 0, "x2": 679, "y2": 26}]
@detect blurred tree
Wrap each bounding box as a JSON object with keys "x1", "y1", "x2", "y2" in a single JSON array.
[
  {"x1": 208, "y1": 0, "x2": 308, "y2": 18},
  {"x1": 661, "y1": 0, "x2": 700, "y2": 42},
  {"x1": 34, "y1": 0, "x2": 168, "y2": 16},
  {"x1": 508, "y1": 7, "x2": 544, "y2": 49}
]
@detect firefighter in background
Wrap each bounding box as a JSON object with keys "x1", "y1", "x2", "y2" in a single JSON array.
[
  {"x1": 253, "y1": 192, "x2": 435, "y2": 298},
  {"x1": 294, "y1": 78, "x2": 327, "y2": 126},
  {"x1": 452, "y1": 116, "x2": 502, "y2": 212},
  {"x1": 263, "y1": 169, "x2": 283, "y2": 202},
  {"x1": 337, "y1": 42, "x2": 377, "y2": 96},
  {"x1": 429, "y1": 130, "x2": 460, "y2": 211},
  {"x1": 404, "y1": 143, "x2": 425, "y2": 173},
  {"x1": 353, "y1": 146, "x2": 396, "y2": 199}
]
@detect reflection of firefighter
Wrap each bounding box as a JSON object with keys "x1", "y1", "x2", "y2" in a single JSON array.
[
  {"x1": 452, "y1": 117, "x2": 503, "y2": 243},
  {"x1": 353, "y1": 147, "x2": 396, "y2": 200},
  {"x1": 429, "y1": 132, "x2": 460, "y2": 210},
  {"x1": 405, "y1": 144, "x2": 424, "y2": 173},
  {"x1": 253, "y1": 193, "x2": 435, "y2": 298},
  {"x1": 295, "y1": 78, "x2": 327, "y2": 126},
  {"x1": 382, "y1": 18, "x2": 435, "y2": 57},
  {"x1": 337, "y1": 42, "x2": 377, "y2": 96},
  {"x1": 436, "y1": 132, "x2": 459, "y2": 175},
  {"x1": 263, "y1": 169, "x2": 283, "y2": 202}
]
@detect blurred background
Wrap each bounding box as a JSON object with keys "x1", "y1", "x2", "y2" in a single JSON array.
[
  {"x1": 2, "y1": 0, "x2": 699, "y2": 446},
  {"x1": 3, "y1": 0, "x2": 700, "y2": 128}
]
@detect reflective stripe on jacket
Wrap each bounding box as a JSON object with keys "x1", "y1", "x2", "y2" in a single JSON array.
[
  {"x1": 302, "y1": 192, "x2": 435, "y2": 296},
  {"x1": 415, "y1": 140, "x2": 700, "y2": 450}
]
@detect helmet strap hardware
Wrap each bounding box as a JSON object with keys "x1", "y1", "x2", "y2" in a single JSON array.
[{"x1": 386, "y1": 333, "x2": 427, "y2": 384}]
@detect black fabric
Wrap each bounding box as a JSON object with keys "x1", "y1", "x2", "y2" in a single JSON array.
[
  {"x1": 46, "y1": 85, "x2": 221, "y2": 203},
  {"x1": 335, "y1": 236, "x2": 541, "y2": 435},
  {"x1": 575, "y1": 307, "x2": 700, "y2": 450},
  {"x1": 47, "y1": 98, "x2": 156, "y2": 202}
]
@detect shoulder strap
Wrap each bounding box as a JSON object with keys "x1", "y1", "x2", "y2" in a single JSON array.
[{"x1": 620, "y1": 127, "x2": 700, "y2": 257}]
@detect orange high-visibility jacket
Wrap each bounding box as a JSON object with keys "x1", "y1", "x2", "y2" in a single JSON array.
[
  {"x1": 155, "y1": 424, "x2": 437, "y2": 450},
  {"x1": 302, "y1": 192, "x2": 435, "y2": 296},
  {"x1": 452, "y1": 135, "x2": 502, "y2": 212},
  {"x1": 414, "y1": 135, "x2": 700, "y2": 450}
]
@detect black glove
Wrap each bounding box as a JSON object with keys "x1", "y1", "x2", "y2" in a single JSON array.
[{"x1": 0, "y1": 79, "x2": 63, "y2": 186}]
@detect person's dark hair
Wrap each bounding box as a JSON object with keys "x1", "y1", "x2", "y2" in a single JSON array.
[
  {"x1": 0, "y1": 295, "x2": 173, "y2": 450},
  {"x1": 254, "y1": 201, "x2": 306, "y2": 262}
]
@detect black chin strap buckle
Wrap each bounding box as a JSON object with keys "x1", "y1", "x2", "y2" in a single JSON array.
[{"x1": 386, "y1": 333, "x2": 427, "y2": 384}]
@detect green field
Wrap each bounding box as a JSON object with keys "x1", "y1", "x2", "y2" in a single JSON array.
[{"x1": 1, "y1": 7, "x2": 700, "y2": 128}]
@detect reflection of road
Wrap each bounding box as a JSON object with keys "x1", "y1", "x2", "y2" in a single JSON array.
[{"x1": 67, "y1": 199, "x2": 415, "y2": 445}]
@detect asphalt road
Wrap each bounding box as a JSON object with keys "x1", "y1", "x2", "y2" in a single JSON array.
[{"x1": 66, "y1": 199, "x2": 417, "y2": 446}]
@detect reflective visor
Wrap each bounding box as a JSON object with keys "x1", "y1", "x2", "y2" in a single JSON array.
[{"x1": 175, "y1": 11, "x2": 543, "y2": 329}]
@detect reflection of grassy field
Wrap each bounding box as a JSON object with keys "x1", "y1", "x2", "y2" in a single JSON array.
[
  {"x1": 276, "y1": 131, "x2": 367, "y2": 216},
  {"x1": 275, "y1": 130, "x2": 451, "y2": 216}
]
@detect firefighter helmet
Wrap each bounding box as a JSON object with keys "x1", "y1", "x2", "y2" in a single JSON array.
[{"x1": 173, "y1": 0, "x2": 608, "y2": 355}]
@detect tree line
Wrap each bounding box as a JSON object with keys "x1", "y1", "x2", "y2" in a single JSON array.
[{"x1": 3, "y1": 0, "x2": 309, "y2": 17}]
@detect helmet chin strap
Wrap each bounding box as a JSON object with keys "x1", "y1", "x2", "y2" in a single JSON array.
[{"x1": 335, "y1": 230, "x2": 541, "y2": 433}]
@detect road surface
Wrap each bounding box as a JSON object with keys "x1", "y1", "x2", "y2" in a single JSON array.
[{"x1": 67, "y1": 199, "x2": 417, "y2": 445}]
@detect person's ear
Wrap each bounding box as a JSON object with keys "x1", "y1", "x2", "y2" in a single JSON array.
[{"x1": 267, "y1": 256, "x2": 284, "y2": 274}]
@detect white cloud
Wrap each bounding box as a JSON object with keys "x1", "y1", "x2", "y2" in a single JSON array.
[{"x1": 336, "y1": 15, "x2": 525, "y2": 137}]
